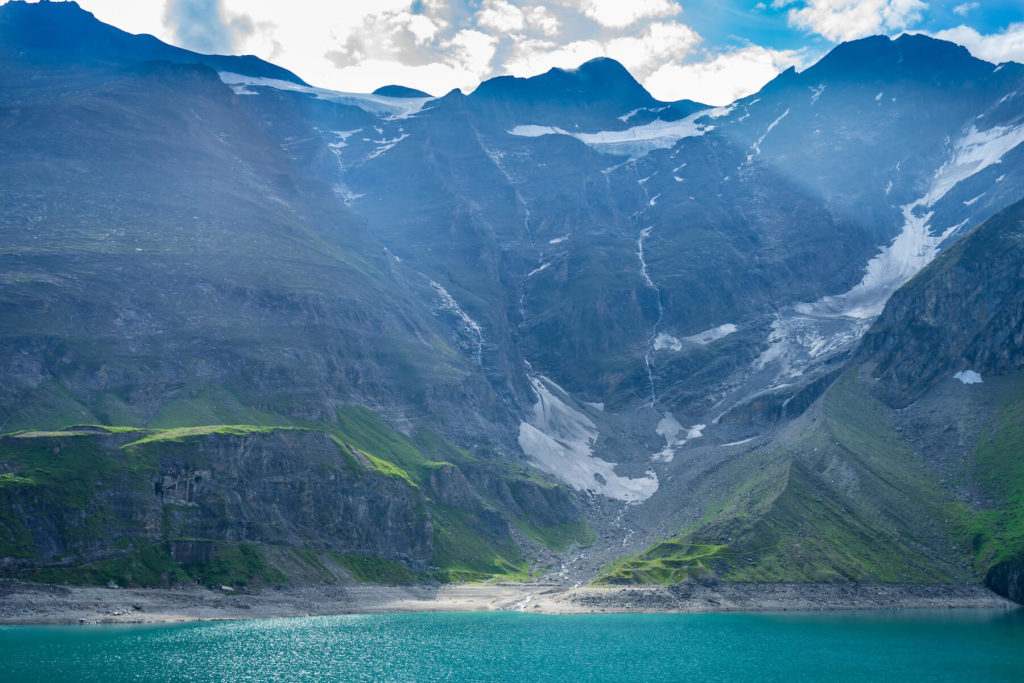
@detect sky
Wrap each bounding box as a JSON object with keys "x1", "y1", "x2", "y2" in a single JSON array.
[{"x1": 17, "y1": 0, "x2": 1024, "y2": 105}]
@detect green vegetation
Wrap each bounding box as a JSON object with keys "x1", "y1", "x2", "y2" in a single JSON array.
[
  {"x1": 332, "y1": 405, "x2": 451, "y2": 485},
  {"x1": 22, "y1": 542, "x2": 186, "y2": 587},
  {"x1": 514, "y1": 519, "x2": 595, "y2": 552},
  {"x1": 177, "y1": 542, "x2": 288, "y2": 588},
  {"x1": 429, "y1": 505, "x2": 530, "y2": 583},
  {"x1": 1, "y1": 381, "x2": 98, "y2": 433},
  {"x1": 146, "y1": 386, "x2": 294, "y2": 430},
  {"x1": 123, "y1": 424, "x2": 285, "y2": 447},
  {"x1": 328, "y1": 553, "x2": 416, "y2": 584},
  {"x1": 597, "y1": 542, "x2": 727, "y2": 585},
  {"x1": 598, "y1": 372, "x2": 967, "y2": 586},
  {"x1": 953, "y1": 387, "x2": 1024, "y2": 573},
  {"x1": 1, "y1": 403, "x2": 571, "y2": 587}
]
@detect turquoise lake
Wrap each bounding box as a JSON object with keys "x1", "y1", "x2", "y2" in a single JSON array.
[{"x1": 2, "y1": 610, "x2": 1023, "y2": 681}]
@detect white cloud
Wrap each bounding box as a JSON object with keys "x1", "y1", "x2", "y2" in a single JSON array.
[
  {"x1": 503, "y1": 21, "x2": 700, "y2": 82},
  {"x1": 605, "y1": 22, "x2": 701, "y2": 74},
  {"x1": 67, "y1": 0, "x2": 812, "y2": 107},
  {"x1": 526, "y1": 5, "x2": 561, "y2": 36},
  {"x1": 931, "y1": 23, "x2": 1024, "y2": 65},
  {"x1": 504, "y1": 37, "x2": 606, "y2": 76},
  {"x1": 645, "y1": 45, "x2": 809, "y2": 106},
  {"x1": 952, "y1": 2, "x2": 978, "y2": 17},
  {"x1": 477, "y1": 0, "x2": 525, "y2": 33},
  {"x1": 75, "y1": 0, "x2": 170, "y2": 41},
  {"x1": 574, "y1": 0, "x2": 679, "y2": 29},
  {"x1": 443, "y1": 29, "x2": 499, "y2": 75},
  {"x1": 785, "y1": 0, "x2": 927, "y2": 42}
]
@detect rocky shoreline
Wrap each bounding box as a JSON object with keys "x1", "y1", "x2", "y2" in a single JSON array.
[{"x1": 0, "y1": 580, "x2": 1016, "y2": 625}]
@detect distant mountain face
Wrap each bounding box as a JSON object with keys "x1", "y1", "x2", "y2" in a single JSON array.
[
  {"x1": 221, "y1": 26, "x2": 1024, "y2": 500},
  {"x1": 2, "y1": 0, "x2": 1024, "y2": 591}
]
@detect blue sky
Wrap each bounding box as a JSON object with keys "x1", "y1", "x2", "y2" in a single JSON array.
[{"x1": 22, "y1": 1, "x2": 1024, "y2": 104}]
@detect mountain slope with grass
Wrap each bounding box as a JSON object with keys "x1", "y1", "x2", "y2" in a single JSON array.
[{"x1": 1, "y1": 2, "x2": 1024, "y2": 598}]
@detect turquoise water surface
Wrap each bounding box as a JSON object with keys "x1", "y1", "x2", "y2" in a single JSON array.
[{"x1": 2, "y1": 609, "x2": 1022, "y2": 681}]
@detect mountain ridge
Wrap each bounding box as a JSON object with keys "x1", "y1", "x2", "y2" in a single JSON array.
[{"x1": 1, "y1": 1, "x2": 1023, "y2": 601}]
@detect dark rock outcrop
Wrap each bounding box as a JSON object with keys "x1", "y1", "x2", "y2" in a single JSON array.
[{"x1": 860, "y1": 197, "x2": 1024, "y2": 407}]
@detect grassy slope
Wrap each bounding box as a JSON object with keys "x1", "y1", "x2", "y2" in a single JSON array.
[
  {"x1": 0, "y1": 400, "x2": 588, "y2": 586},
  {"x1": 599, "y1": 371, "x2": 969, "y2": 585},
  {"x1": 953, "y1": 381, "x2": 1024, "y2": 574}
]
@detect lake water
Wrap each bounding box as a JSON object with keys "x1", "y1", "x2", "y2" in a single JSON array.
[{"x1": 2, "y1": 610, "x2": 1022, "y2": 681}]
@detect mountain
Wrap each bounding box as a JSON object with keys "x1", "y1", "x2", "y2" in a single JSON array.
[
  {"x1": 0, "y1": 0, "x2": 306, "y2": 83},
  {"x1": 604, "y1": 197, "x2": 1024, "y2": 601},
  {"x1": 1, "y1": 0, "x2": 1023, "y2": 599}
]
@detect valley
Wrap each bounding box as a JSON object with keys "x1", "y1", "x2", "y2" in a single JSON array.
[{"x1": 1, "y1": 0, "x2": 1023, "y2": 610}]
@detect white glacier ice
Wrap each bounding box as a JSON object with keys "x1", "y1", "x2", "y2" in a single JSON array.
[
  {"x1": 651, "y1": 413, "x2": 705, "y2": 463},
  {"x1": 683, "y1": 323, "x2": 738, "y2": 345},
  {"x1": 653, "y1": 333, "x2": 682, "y2": 351},
  {"x1": 518, "y1": 376, "x2": 658, "y2": 502},
  {"x1": 218, "y1": 72, "x2": 432, "y2": 118},
  {"x1": 796, "y1": 121, "x2": 1024, "y2": 319},
  {"x1": 508, "y1": 106, "x2": 733, "y2": 158}
]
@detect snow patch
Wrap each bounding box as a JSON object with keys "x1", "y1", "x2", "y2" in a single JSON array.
[
  {"x1": 923, "y1": 124, "x2": 1024, "y2": 207},
  {"x1": 366, "y1": 133, "x2": 409, "y2": 160},
  {"x1": 876, "y1": 92, "x2": 883, "y2": 102},
  {"x1": 527, "y1": 262, "x2": 551, "y2": 277},
  {"x1": 796, "y1": 122, "x2": 1024, "y2": 320},
  {"x1": 810, "y1": 84, "x2": 825, "y2": 104},
  {"x1": 508, "y1": 105, "x2": 732, "y2": 159},
  {"x1": 750, "y1": 108, "x2": 790, "y2": 158},
  {"x1": 721, "y1": 437, "x2": 756, "y2": 448},
  {"x1": 426, "y1": 278, "x2": 484, "y2": 366},
  {"x1": 653, "y1": 333, "x2": 682, "y2": 352},
  {"x1": 963, "y1": 194, "x2": 984, "y2": 206},
  {"x1": 518, "y1": 376, "x2": 658, "y2": 502},
  {"x1": 683, "y1": 323, "x2": 738, "y2": 345},
  {"x1": 652, "y1": 414, "x2": 704, "y2": 462},
  {"x1": 954, "y1": 370, "x2": 983, "y2": 384},
  {"x1": 548, "y1": 235, "x2": 568, "y2": 244},
  {"x1": 755, "y1": 314, "x2": 873, "y2": 377}
]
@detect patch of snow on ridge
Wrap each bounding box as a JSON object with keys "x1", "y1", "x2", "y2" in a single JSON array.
[
  {"x1": 721, "y1": 437, "x2": 756, "y2": 447},
  {"x1": 923, "y1": 124, "x2": 1024, "y2": 207},
  {"x1": 366, "y1": 133, "x2": 409, "y2": 160},
  {"x1": 954, "y1": 370, "x2": 983, "y2": 384},
  {"x1": 684, "y1": 323, "x2": 738, "y2": 345},
  {"x1": 652, "y1": 414, "x2": 705, "y2": 463},
  {"x1": 218, "y1": 72, "x2": 432, "y2": 118},
  {"x1": 653, "y1": 333, "x2": 682, "y2": 351},
  {"x1": 750, "y1": 108, "x2": 790, "y2": 158},
  {"x1": 518, "y1": 376, "x2": 658, "y2": 502},
  {"x1": 508, "y1": 106, "x2": 732, "y2": 158},
  {"x1": 527, "y1": 262, "x2": 551, "y2": 277},
  {"x1": 796, "y1": 122, "x2": 1024, "y2": 320}
]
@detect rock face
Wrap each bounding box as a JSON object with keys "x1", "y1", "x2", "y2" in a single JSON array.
[
  {"x1": 985, "y1": 559, "x2": 1024, "y2": 605},
  {"x1": 0, "y1": 429, "x2": 432, "y2": 570},
  {"x1": 0, "y1": 425, "x2": 588, "y2": 582},
  {"x1": 151, "y1": 429, "x2": 434, "y2": 565},
  {"x1": 860, "y1": 197, "x2": 1024, "y2": 407}
]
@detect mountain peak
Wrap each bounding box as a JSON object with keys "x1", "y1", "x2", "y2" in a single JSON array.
[
  {"x1": 0, "y1": 0, "x2": 307, "y2": 85},
  {"x1": 804, "y1": 32, "x2": 986, "y2": 83},
  {"x1": 372, "y1": 84, "x2": 433, "y2": 99}
]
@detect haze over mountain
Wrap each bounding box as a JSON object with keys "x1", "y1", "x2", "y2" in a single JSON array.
[{"x1": 1, "y1": 1, "x2": 1023, "y2": 603}]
